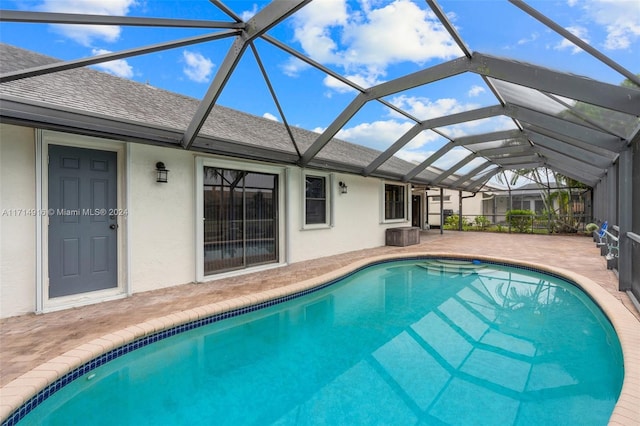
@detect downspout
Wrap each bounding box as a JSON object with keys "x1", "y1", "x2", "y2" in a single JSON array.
[
  {"x1": 504, "y1": 172, "x2": 512, "y2": 234},
  {"x1": 459, "y1": 191, "x2": 478, "y2": 231},
  {"x1": 458, "y1": 190, "x2": 463, "y2": 231},
  {"x1": 440, "y1": 187, "x2": 444, "y2": 235}
]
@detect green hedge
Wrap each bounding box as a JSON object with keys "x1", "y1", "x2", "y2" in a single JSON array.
[{"x1": 506, "y1": 209, "x2": 535, "y2": 233}]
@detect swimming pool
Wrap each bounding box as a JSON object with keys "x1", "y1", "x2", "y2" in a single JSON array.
[{"x1": 7, "y1": 258, "x2": 624, "y2": 425}]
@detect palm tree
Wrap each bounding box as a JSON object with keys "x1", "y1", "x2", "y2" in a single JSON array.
[{"x1": 496, "y1": 168, "x2": 588, "y2": 233}]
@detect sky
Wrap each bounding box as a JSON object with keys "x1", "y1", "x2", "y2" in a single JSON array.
[{"x1": 1, "y1": 0, "x2": 639, "y2": 185}]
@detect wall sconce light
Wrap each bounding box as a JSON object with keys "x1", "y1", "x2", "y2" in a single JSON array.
[
  {"x1": 338, "y1": 181, "x2": 348, "y2": 194},
  {"x1": 156, "y1": 162, "x2": 169, "y2": 183}
]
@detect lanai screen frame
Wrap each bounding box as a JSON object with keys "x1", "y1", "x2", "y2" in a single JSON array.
[{"x1": 0, "y1": 0, "x2": 639, "y2": 297}]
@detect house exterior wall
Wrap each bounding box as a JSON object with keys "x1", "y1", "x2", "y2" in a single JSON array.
[
  {"x1": 425, "y1": 189, "x2": 484, "y2": 226},
  {"x1": 128, "y1": 143, "x2": 196, "y2": 293},
  {"x1": 0, "y1": 125, "x2": 37, "y2": 318},
  {"x1": 0, "y1": 124, "x2": 411, "y2": 318},
  {"x1": 287, "y1": 169, "x2": 395, "y2": 262}
]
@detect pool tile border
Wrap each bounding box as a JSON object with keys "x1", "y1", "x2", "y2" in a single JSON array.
[{"x1": 1, "y1": 253, "x2": 639, "y2": 425}]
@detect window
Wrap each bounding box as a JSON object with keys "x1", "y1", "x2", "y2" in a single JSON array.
[
  {"x1": 384, "y1": 183, "x2": 406, "y2": 220},
  {"x1": 431, "y1": 195, "x2": 451, "y2": 202},
  {"x1": 203, "y1": 167, "x2": 278, "y2": 274},
  {"x1": 302, "y1": 173, "x2": 331, "y2": 229}
]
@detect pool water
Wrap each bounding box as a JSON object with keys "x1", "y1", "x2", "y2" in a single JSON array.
[{"x1": 18, "y1": 260, "x2": 623, "y2": 425}]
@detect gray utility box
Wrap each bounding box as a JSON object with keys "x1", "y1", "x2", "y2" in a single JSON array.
[{"x1": 385, "y1": 227, "x2": 421, "y2": 247}]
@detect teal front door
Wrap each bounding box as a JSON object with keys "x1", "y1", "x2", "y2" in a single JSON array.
[{"x1": 48, "y1": 145, "x2": 118, "y2": 298}]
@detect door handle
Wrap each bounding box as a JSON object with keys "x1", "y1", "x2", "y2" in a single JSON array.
[{"x1": 109, "y1": 224, "x2": 118, "y2": 230}]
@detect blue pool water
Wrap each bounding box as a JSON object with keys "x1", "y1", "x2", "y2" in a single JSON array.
[{"x1": 16, "y1": 259, "x2": 623, "y2": 425}]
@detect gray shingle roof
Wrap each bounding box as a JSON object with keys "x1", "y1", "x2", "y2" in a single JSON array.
[{"x1": 0, "y1": 43, "x2": 426, "y2": 182}]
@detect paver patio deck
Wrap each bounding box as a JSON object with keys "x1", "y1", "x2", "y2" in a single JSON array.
[{"x1": 1, "y1": 231, "x2": 639, "y2": 423}]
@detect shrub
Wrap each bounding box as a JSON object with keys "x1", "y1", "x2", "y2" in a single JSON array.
[
  {"x1": 443, "y1": 214, "x2": 458, "y2": 229},
  {"x1": 506, "y1": 209, "x2": 535, "y2": 233},
  {"x1": 474, "y1": 215, "x2": 490, "y2": 230},
  {"x1": 444, "y1": 214, "x2": 469, "y2": 230},
  {"x1": 585, "y1": 223, "x2": 598, "y2": 233}
]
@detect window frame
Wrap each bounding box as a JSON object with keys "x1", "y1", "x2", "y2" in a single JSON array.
[
  {"x1": 302, "y1": 171, "x2": 333, "y2": 229},
  {"x1": 196, "y1": 157, "x2": 286, "y2": 281},
  {"x1": 382, "y1": 181, "x2": 409, "y2": 223}
]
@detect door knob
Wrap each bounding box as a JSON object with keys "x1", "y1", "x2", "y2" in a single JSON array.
[{"x1": 110, "y1": 224, "x2": 118, "y2": 230}]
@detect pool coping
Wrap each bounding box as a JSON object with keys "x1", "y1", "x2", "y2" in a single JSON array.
[{"x1": 1, "y1": 252, "x2": 639, "y2": 425}]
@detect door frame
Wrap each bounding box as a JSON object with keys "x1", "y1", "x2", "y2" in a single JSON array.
[
  {"x1": 411, "y1": 193, "x2": 423, "y2": 228},
  {"x1": 36, "y1": 130, "x2": 130, "y2": 313}
]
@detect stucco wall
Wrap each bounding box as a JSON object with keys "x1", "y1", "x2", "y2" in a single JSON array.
[
  {"x1": 0, "y1": 124, "x2": 36, "y2": 317},
  {"x1": 286, "y1": 170, "x2": 400, "y2": 263},
  {"x1": 128, "y1": 144, "x2": 196, "y2": 292},
  {"x1": 426, "y1": 189, "x2": 484, "y2": 226},
  {"x1": 0, "y1": 125, "x2": 410, "y2": 318}
]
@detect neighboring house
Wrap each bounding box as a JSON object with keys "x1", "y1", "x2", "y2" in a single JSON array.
[
  {"x1": 0, "y1": 44, "x2": 432, "y2": 318},
  {"x1": 425, "y1": 188, "x2": 485, "y2": 227},
  {"x1": 482, "y1": 183, "x2": 592, "y2": 225},
  {"x1": 426, "y1": 184, "x2": 592, "y2": 228}
]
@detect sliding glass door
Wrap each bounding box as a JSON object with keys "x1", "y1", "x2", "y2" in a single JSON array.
[{"x1": 203, "y1": 167, "x2": 278, "y2": 275}]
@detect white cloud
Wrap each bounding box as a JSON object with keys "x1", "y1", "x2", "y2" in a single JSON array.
[
  {"x1": 182, "y1": 51, "x2": 214, "y2": 83},
  {"x1": 91, "y1": 48, "x2": 133, "y2": 78},
  {"x1": 281, "y1": 57, "x2": 310, "y2": 77},
  {"x1": 38, "y1": 0, "x2": 137, "y2": 46},
  {"x1": 395, "y1": 149, "x2": 431, "y2": 164},
  {"x1": 291, "y1": 0, "x2": 461, "y2": 91},
  {"x1": 432, "y1": 147, "x2": 473, "y2": 170},
  {"x1": 335, "y1": 117, "x2": 443, "y2": 155},
  {"x1": 554, "y1": 25, "x2": 589, "y2": 54},
  {"x1": 571, "y1": 0, "x2": 640, "y2": 50},
  {"x1": 468, "y1": 85, "x2": 485, "y2": 97},
  {"x1": 263, "y1": 112, "x2": 279, "y2": 121},
  {"x1": 241, "y1": 4, "x2": 259, "y2": 21},
  {"x1": 389, "y1": 95, "x2": 478, "y2": 121},
  {"x1": 336, "y1": 120, "x2": 415, "y2": 151},
  {"x1": 322, "y1": 72, "x2": 383, "y2": 94},
  {"x1": 517, "y1": 32, "x2": 539, "y2": 46}
]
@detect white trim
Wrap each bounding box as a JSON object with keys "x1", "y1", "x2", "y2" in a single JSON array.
[
  {"x1": 285, "y1": 167, "x2": 292, "y2": 264},
  {"x1": 195, "y1": 156, "x2": 287, "y2": 282},
  {"x1": 301, "y1": 170, "x2": 333, "y2": 230},
  {"x1": 35, "y1": 129, "x2": 44, "y2": 314},
  {"x1": 195, "y1": 157, "x2": 204, "y2": 282},
  {"x1": 380, "y1": 180, "x2": 411, "y2": 224},
  {"x1": 125, "y1": 142, "x2": 132, "y2": 296},
  {"x1": 38, "y1": 130, "x2": 128, "y2": 313}
]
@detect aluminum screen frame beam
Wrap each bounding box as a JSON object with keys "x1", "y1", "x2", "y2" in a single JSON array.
[
  {"x1": 477, "y1": 145, "x2": 534, "y2": 158},
  {"x1": 470, "y1": 53, "x2": 640, "y2": 116},
  {"x1": 0, "y1": 9, "x2": 242, "y2": 28},
  {"x1": 543, "y1": 160, "x2": 600, "y2": 186},
  {"x1": 1, "y1": 30, "x2": 240, "y2": 83},
  {"x1": 429, "y1": 153, "x2": 478, "y2": 186},
  {"x1": 505, "y1": 104, "x2": 627, "y2": 153},
  {"x1": 181, "y1": 0, "x2": 312, "y2": 150},
  {"x1": 300, "y1": 56, "x2": 470, "y2": 166},
  {"x1": 448, "y1": 161, "x2": 493, "y2": 188},
  {"x1": 363, "y1": 105, "x2": 504, "y2": 176},
  {"x1": 534, "y1": 145, "x2": 606, "y2": 178},
  {"x1": 509, "y1": 0, "x2": 640, "y2": 88},
  {"x1": 527, "y1": 132, "x2": 615, "y2": 169},
  {"x1": 463, "y1": 167, "x2": 505, "y2": 192},
  {"x1": 522, "y1": 123, "x2": 620, "y2": 160},
  {"x1": 403, "y1": 129, "x2": 522, "y2": 182}
]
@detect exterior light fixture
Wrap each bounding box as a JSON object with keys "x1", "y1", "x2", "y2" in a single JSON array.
[
  {"x1": 156, "y1": 162, "x2": 169, "y2": 183},
  {"x1": 338, "y1": 181, "x2": 348, "y2": 194}
]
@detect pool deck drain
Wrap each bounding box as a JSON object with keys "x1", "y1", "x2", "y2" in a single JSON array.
[{"x1": 1, "y1": 231, "x2": 639, "y2": 424}]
